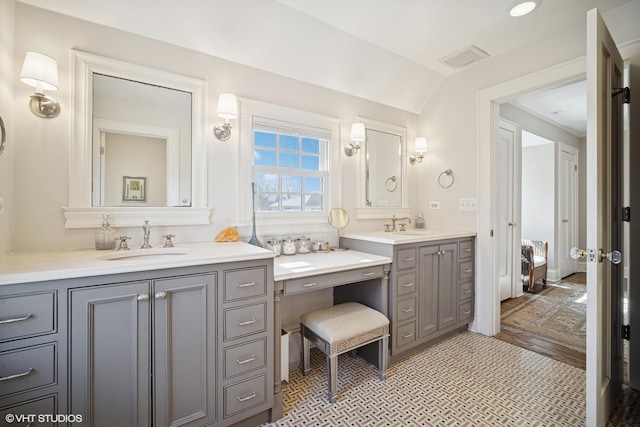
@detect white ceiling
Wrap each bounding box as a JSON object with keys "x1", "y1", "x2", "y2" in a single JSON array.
[{"x1": 18, "y1": 0, "x2": 639, "y2": 123}]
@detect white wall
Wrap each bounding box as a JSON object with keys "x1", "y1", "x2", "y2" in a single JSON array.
[
  {"x1": 11, "y1": 3, "x2": 419, "y2": 252},
  {"x1": 0, "y1": 0, "x2": 15, "y2": 255},
  {"x1": 521, "y1": 142, "x2": 555, "y2": 263}
]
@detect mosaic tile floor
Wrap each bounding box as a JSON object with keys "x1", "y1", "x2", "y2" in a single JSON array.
[{"x1": 263, "y1": 331, "x2": 592, "y2": 426}]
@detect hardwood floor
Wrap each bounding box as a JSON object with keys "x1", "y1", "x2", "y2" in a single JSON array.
[{"x1": 496, "y1": 274, "x2": 586, "y2": 370}]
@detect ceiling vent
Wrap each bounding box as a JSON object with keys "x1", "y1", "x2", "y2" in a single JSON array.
[{"x1": 439, "y1": 45, "x2": 490, "y2": 69}]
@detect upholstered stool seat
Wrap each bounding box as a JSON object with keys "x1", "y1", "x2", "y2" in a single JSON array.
[{"x1": 300, "y1": 302, "x2": 390, "y2": 403}]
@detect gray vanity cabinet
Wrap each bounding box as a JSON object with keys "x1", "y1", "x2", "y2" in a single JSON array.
[
  {"x1": 69, "y1": 273, "x2": 217, "y2": 427},
  {"x1": 341, "y1": 235, "x2": 475, "y2": 362}
]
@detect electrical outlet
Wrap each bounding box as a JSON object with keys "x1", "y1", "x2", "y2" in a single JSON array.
[
  {"x1": 429, "y1": 201, "x2": 440, "y2": 209},
  {"x1": 0, "y1": 197, "x2": 4, "y2": 215},
  {"x1": 459, "y1": 198, "x2": 477, "y2": 211}
]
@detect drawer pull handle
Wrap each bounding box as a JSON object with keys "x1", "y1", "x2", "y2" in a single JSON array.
[
  {"x1": 237, "y1": 281, "x2": 257, "y2": 288},
  {"x1": 462, "y1": 310, "x2": 471, "y2": 315},
  {"x1": 463, "y1": 290, "x2": 472, "y2": 294},
  {"x1": 402, "y1": 257, "x2": 414, "y2": 262},
  {"x1": 401, "y1": 308, "x2": 414, "y2": 313},
  {"x1": 237, "y1": 391, "x2": 257, "y2": 402},
  {"x1": 463, "y1": 269, "x2": 473, "y2": 273},
  {"x1": 237, "y1": 318, "x2": 257, "y2": 326},
  {"x1": 301, "y1": 282, "x2": 317, "y2": 288},
  {"x1": 362, "y1": 272, "x2": 375, "y2": 277},
  {"x1": 0, "y1": 314, "x2": 32, "y2": 325},
  {"x1": 0, "y1": 367, "x2": 34, "y2": 382},
  {"x1": 137, "y1": 294, "x2": 150, "y2": 301},
  {"x1": 402, "y1": 283, "x2": 415, "y2": 288},
  {"x1": 402, "y1": 333, "x2": 414, "y2": 338},
  {"x1": 464, "y1": 248, "x2": 472, "y2": 252},
  {"x1": 155, "y1": 291, "x2": 167, "y2": 299},
  {"x1": 237, "y1": 355, "x2": 257, "y2": 365}
]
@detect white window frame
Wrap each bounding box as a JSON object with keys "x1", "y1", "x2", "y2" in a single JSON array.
[{"x1": 237, "y1": 99, "x2": 341, "y2": 229}]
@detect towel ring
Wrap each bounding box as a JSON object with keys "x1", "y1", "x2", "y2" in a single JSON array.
[
  {"x1": 438, "y1": 169, "x2": 454, "y2": 189},
  {"x1": 0, "y1": 116, "x2": 5, "y2": 156},
  {"x1": 385, "y1": 176, "x2": 398, "y2": 192}
]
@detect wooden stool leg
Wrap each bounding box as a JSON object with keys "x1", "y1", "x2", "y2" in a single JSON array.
[
  {"x1": 379, "y1": 336, "x2": 388, "y2": 380},
  {"x1": 301, "y1": 328, "x2": 311, "y2": 376},
  {"x1": 327, "y1": 354, "x2": 338, "y2": 403}
]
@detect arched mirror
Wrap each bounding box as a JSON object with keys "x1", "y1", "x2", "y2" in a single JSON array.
[
  {"x1": 355, "y1": 118, "x2": 410, "y2": 219},
  {"x1": 64, "y1": 50, "x2": 210, "y2": 228}
]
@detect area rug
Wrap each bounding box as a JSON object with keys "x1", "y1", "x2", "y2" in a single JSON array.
[{"x1": 500, "y1": 280, "x2": 587, "y2": 354}]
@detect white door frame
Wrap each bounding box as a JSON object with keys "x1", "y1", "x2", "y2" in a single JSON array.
[{"x1": 475, "y1": 57, "x2": 585, "y2": 336}]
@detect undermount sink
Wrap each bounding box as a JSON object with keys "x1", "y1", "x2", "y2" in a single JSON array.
[{"x1": 98, "y1": 247, "x2": 194, "y2": 260}]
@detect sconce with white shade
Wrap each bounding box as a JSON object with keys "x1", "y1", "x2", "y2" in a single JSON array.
[
  {"x1": 344, "y1": 122, "x2": 365, "y2": 156},
  {"x1": 20, "y1": 51, "x2": 60, "y2": 118},
  {"x1": 213, "y1": 93, "x2": 238, "y2": 141},
  {"x1": 409, "y1": 137, "x2": 428, "y2": 165}
]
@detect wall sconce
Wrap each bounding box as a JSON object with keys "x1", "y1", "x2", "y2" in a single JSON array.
[
  {"x1": 344, "y1": 122, "x2": 365, "y2": 156},
  {"x1": 409, "y1": 137, "x2": 428, "y2": 165},
  {"x1": 213, "y1": 93, "x2": 238, "y2": 141},
  {"x1": 20, "y1": 51, "x2": 60, "y2": 118}
]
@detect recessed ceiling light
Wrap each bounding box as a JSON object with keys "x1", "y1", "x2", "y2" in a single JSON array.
[{"x1": 510, "y1": 1, "x2": 540, "y2": 17}]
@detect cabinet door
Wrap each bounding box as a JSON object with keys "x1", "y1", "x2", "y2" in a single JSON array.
[
  {"x1": 437, "y1": 243, "x2": 458, "y2": 330},
  {"x1": 153, "y1": 273, "x2": 217, "y2": 427},
  {"x1": 418, "y1": 245, "x2": 438, "y2": 338},
  {"x1": 69, "y1": 281, "x2": 151, "y2": 427}
]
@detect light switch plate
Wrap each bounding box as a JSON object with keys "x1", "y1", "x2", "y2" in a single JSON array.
[
  {"x1": 459, "y1": 198, "x2": 477, "y2": 211},
  {"x1": 429, "y1": 201, "x2": 440, "y2": 209}
]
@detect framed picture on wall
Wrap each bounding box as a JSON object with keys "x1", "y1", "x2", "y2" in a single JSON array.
[{"x1": 123, "y1": 176, "x2": 147, "y2": 202}]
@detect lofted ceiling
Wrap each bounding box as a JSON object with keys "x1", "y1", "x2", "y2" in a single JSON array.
[{"x1": 17, "y1": 0, "x2": 639, "y2": 123}]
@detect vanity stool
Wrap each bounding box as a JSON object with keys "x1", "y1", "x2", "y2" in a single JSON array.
[{"x1": 300, "y1": 302, "x2": 389, "y2": 403}]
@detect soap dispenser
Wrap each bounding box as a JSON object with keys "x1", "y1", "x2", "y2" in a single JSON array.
[
  {"x1": 95, "y1": 214, "x2": 116, "y2": 250},
  {"x1": 415, "y1": 211, "x2": 426, "y2": 229}
]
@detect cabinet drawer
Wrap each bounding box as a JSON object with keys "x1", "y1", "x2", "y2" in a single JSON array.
[
  {"x1": 0, "y1": 343, "x2": 56, "y2": 398},
  {"x1": 283, "y1": 265, "x2": 383, "y2": 295},
  {"x1": 395, "y1": 322, "x2": 416, "y2": 349},
  {"x1": 459, "y1": 302, "x2": 473, "y2": 322},
  {"x1": 396, "y1": 272, "x2": 417, "y2": 297},
  {"x1": 0, "y1": 395, "x2": 57, "y2": 426},
  {"x1": 224, "y1": 302, "x2": 267, "y2": 341},
  {"x1": 396, "y1": 248, "x2": 417, "y2": 270},
  {"x1": 0, "y1": 291, "x2": 56, "y2": 342},
  {"x1": 459, "y1": 240, "x2": 474, "y2": 260},
  {"x1": 459, "y1": 281, "x2": 473, "y2": 302},
  {"x1": 459, "y1": 261, "x2": 474, "y2": 281},
  {"x1": 224, "y1": 338, "x2": 267, "y2": 380},
  {"x1": 396, "y1": 297, "x2": 417, "y2": 323},
  {"x1": 224, "y1": 374, "x2": 267, "y2": 418},
  {"x1": 224, "y1": 267, "x2": 267, "y2": 302}
]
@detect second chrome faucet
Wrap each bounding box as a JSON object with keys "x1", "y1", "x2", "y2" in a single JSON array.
[{"x1": 141, "y1": 220, "x2": 152, "y2": 248}]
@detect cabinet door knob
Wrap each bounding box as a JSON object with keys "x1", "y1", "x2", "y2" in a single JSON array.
[
  {"x1": 155, "y1": 291, "x2": 168, "y2": 299},
  {"x1": 137, "y1": 294, "x2": 150, "y2": 301}
]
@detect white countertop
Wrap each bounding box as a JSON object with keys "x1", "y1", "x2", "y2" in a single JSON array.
[
  {"x1": 341, "y1": 229, "x2": 476, "y2": 245},
  {"x1": 0, "y1": 242, "x2": 275, "y2": 286},
  {"x1": 273, "y1": 250, "x2": 392, "y2": 281}
]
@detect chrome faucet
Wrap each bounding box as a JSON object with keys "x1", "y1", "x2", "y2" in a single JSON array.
[
  {"x1": 141, "y1": 220, "x2": 152, "y2": 248},
  {"x1": 387, "y1": 215, "x2": 412, "y2": 232}
]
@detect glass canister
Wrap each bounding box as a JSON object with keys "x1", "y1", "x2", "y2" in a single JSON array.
[
  {"x1": 266, "y1": 238, "x2": 282, "y2": 257},
  {"x1": 297, "y1": 236, "x2": 311, "y2": 254},
  {"x1": 282, "y1": 237, "x2": 297, "y2": 255}
]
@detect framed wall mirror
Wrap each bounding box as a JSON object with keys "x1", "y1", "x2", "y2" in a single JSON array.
[
  {"x1": 355, "y1": 118, "x2": 410, "y2": 219},
  {"x1": 64, "y1": 50, "x2": 210, "y2": 228}
]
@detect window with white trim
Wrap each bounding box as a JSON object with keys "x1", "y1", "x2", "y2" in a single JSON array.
[{"x1": 252, "y1": 117, "x2": 329, "y2": 213}]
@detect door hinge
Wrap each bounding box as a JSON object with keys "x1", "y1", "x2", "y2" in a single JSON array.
[
  {"x1": 623, "y1": 207, "x2": 631, "y2": 222},
  {"x1": 574, "y1": 165, "x2": 578, "y2": 172},
  {"x1": 612, "y1": 87, "x2": 631, "y2": 104},
  {"x1": 490, "y1": 229, "x2": 494, "y2": 237},
  {"x1": 623, "y1": 324, "x2": 630, "y2": 341}
]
